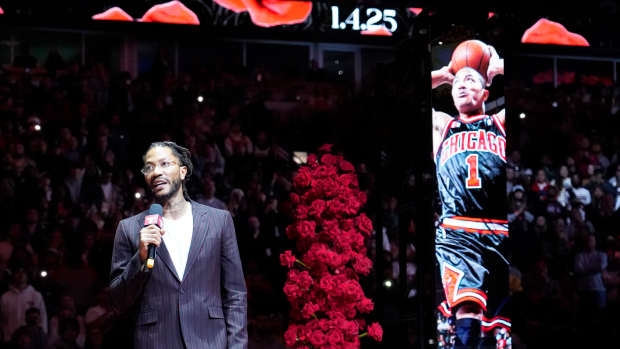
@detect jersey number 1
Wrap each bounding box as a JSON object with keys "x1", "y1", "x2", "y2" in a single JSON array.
[{"x1": 465, "y1": 154, "x2": 481, "y2": 188}]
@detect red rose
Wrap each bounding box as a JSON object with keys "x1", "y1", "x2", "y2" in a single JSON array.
[
  {"x1": 320, "y1": 179, "x2": 341, "y2": 198},
  {"x1": 327, "y1": 199, "x2": 346, "y2": 216},
  {"x1": 290, "y1": 193, "x2": 300, "y2": 205},
  {"x1": 280, "y1": 250, "x2": 296, "y2": 268},
  {"x1": 367, "y1": 323, "x2": 383, "y2": 341},
  {"x1": 343, "y1": 196, "x2": 361, "y2": 215},
  {"x1": 319, "y1": 274, "x2": 338, "y2": 293},
  {"x1": 314, "y1": 164, "x2": 338, "y2": 179},
  {"x1": 355, "y1": 214, "x2": 373, "y2": 235},
  {"x1": 296, "y1": 323, "x2": 309, "y2": 342},
  {"x1": 343, "y1": 337, "x2": 360, "y2": 349},
  {"x1": 340, "y1": 218, "x2": 354, "y2": 231},
  {"x1": 293, "y1": 168, "x2": 312, "y2": 189},
  {"x1": 327, "y1": 329, "x2": 344, "y2": 344},
  {"x1": 308, "y1": 330, "x2": 327, "y2": 347},
  {"x1": 309, "y1": 244, "x2": 343, "y2": 269},
  {"x1": 301, "y1": 191, "x2": 317, "y2": 204},
  {"x1": 289, "y1": 270, "x2": 313, "y2": 290},
  {"x1": 302, "y1": 302, "x2": 320, "y2": 319},
  {"x1": 343, "y1": 303, "x2": 358, "y2": 319},
  {"x1": 352, "y1": 254, "x2": 372, "y2": 275},
  {"x1": 349, "y1": 232, "x2": 365, "y2": 251},
  {"x1": 296, "y1": 220, "x2": 316, "y2": 240},
  {"x1": 318, "y1": 226, "x2": 338, "y2": 242},
  {"x1": 295, "y1": 204, "x2": 309, "y2": 219},
  {"x1": 344, "y1": 267, "x2": 360, "y2": 281},
  {"x1": 358, "y1": 190, "x2": 367, "y2": 205},
  {"x1": 307, "y1": 153, "x2": 318, "y2": 166},
  {"x1": 357, "y1": 297, "x2": 374, "y2": 313},
  {"x1": 284, "y1": 325, "x2": 298, "y2": 346},
  {"x1": 339, "y1": 159, "x2": 355, "y2": 172},
  {"x1": 318, "y1": 144, "x2": 334, "y2": 152},
  {"x1": 322, "y1": 219, "x2": 339, "y2": 231},
  {"x1": 325, "y1": 310, "x2": 345, "y2": 321},
  {"x1": 318, "y1": 318, "x2": 331, "y2": 331},
  {"x1": 341, "y1": 280, "x2": 363, "y2": 302},
  {"x1": 285, "y1": 224, "x2": 297, "y2": 239},
  {"x1": 283, "y1": 283, "x2": 302, "y2": 301},
  {"x1": 340, "y1": 320, "x2": 359, "y2": 339},
  {"x1": 338, "y1": 173, "x2": 359, "y2": 188},
  {"x1": 309, "y1": 199, "x2": 326, "y2": 218},
  {"x1": 320, "y1": 153, "x2": 338, "y2": 166}
]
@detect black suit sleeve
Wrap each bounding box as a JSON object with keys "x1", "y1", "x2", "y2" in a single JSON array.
[
  {"x1": 221, "y1": 212, "x2": 248, "y2": 349},
  {"x1": 109, "y1": 219, "x2": 150, "y2": 313}
]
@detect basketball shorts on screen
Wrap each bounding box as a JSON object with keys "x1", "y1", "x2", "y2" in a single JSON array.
[{"x1": 435, "y1": 216, "x2": 511, "y2": 332}]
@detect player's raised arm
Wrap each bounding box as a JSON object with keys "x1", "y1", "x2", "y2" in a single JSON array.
[
  {"x1": 432, "y1": 64, "x2": 454, "y2": 89},
  {"x1": 486, "y1": 45, "x2": 504, "y2": 86},
  {"x1": 432, "y1": 109, "x2": 454, "y2": 157}
]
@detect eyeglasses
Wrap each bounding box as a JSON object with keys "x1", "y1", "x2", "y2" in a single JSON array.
[{"x1": 141, "y1": 160, "x2": 178, "y2": 175}]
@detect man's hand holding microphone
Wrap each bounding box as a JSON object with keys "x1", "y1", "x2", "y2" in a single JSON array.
[{"x1": 140, "y1": 204, "x2": 165, "y2": 270}]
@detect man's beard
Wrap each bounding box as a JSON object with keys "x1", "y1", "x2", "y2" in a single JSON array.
[{"x1": 152, "y1": 177, "x2": 183, "y2": 204}]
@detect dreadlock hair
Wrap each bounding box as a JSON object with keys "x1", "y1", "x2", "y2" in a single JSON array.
[{"x1": 143, "y1": 141, "x2": 194, "y2": 201}]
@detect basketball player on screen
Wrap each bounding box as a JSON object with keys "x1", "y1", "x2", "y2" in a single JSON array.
[{"x1": 431, "y1": 41, "x2": 510, "y2": 349}]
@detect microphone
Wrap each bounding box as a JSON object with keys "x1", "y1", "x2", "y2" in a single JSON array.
[{"x1": 144, "y1": 204, "x2": 163, "y2": 270}]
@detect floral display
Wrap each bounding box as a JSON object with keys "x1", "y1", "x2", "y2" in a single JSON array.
[{"x1": 280, "y1": 144, "x2": 382, "y2": 348}]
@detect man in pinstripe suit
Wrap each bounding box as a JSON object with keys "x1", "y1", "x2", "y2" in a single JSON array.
[{"x1": 110, "y1": 141, "x2": 247, "y2": 349}]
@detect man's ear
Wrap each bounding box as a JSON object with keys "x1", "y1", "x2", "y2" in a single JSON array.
[
  {"x1": 482, "y1": 89, "x2": 490, "y2": 102},
  {"x1": 180, "y1": 166, "x2": 188, "y2": 181}
]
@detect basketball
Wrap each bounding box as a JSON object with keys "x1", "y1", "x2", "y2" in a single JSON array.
[{"x1": 449, "y1": 40, "x2": 491, "y2": 79}]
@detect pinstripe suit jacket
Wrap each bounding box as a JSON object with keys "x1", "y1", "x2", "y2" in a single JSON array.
[{"x1": 110, "y1": 201, "x2": 247, "y2": 349}]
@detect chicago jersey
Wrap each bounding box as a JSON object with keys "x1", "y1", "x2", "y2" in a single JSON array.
[{"x1": 435, "y1": 114, "x2": 507, "y2": 221}]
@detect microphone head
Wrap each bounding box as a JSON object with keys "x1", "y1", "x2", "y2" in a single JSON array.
[
  {"x1": 149, "y1": 204, "x2": 163, "y2": 216},
  {"x1": 144, "y1": 204, "x2": 164, "y2": 228}
]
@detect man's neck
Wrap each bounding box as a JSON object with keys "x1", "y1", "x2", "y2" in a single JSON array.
[
  {"x1": 12, "y1": 284, "x2": 28, "y2": 292},
  {"x1": 162, "y1": 193, "x2": 190, "y2": 220},
  {"x1": 459, "y1": 109, "x2": 484, "y2": 119}
]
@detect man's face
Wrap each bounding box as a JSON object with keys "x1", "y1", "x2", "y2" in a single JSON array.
[
  {"x1": 26, "y1": 310, "x2": 40, "y2": 325},
  {"x1": 143, "y1": 147, "x2": 186, "y2": 203},
  {"x1": 451, "y1": 68, "x2": 489, "y2": 115},
  {"x1": 587, "y1": 235, "x2": 596, "y2": 250}
]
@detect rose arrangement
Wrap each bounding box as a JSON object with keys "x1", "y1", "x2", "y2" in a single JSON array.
[{"x1": 281, "y1": 144, "x2": 382, "y2": 348}]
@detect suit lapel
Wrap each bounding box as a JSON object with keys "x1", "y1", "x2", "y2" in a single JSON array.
[
  {"x1": 182, "y1": 201, "x2": 210, "y2": 281},
  {"x1": 135, "y1": 210, "x2": 180, "y2": 283},
  {"x1": 157, "y1": 241, "x2": 179, "y2": 282}
]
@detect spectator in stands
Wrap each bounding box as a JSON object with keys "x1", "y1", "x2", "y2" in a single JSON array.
[
  {"x1": 196, "y1": 177, "x2": 227, "y2": 210},
  {"x1": 0, "y1": 268, "x2": 48, "y2": 341},
  {"x1": 64, "y1": 163, "x2": 85, "y2": 205},
  {"x1": 228, "y1": 188, "x2": 246, "y2": 218},
  {"x1": 48, "y1": 295, "x2": 86, "y2": 348},
  {"x1": 11, "y1": 307, "x2": 47, "y2": 349},
  {"x1": 575, "y1": 235, "x2": 608, "y2": 310},
  {"x1": 208, "y1": 139, "x2": 227, "y2": 175},
  {"x1": 224, "y1": 122, "x2": 253, "y2": 157},
  {"x1": 84, "y1": 288, "x2": 114, "y2": 332},
  {"x1": 48, "y1": 317, "x2": 81, "y2": 349},
  {"x1": 508, "y1": 185, "x2": 534, "y2": 226},
  {"x1": 532, "y1": 169, "x2": 551, "y2": 196}
]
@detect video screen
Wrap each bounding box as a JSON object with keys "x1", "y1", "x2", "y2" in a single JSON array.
[{"x1": 430, "y1": 30, "x2": 511, "y2": 348}]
